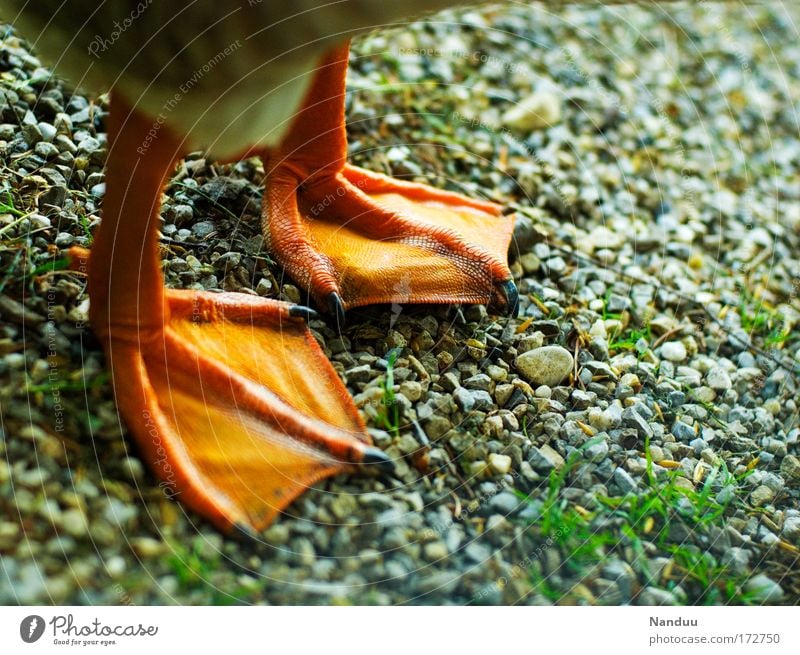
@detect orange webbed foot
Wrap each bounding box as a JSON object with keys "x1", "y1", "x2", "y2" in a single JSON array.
[
  {"x1": 264, "y1": 163, "x2": 518, "y2": 322},
  {"x1": 73, "y1": 243, "x2": 386, "y2": 533},
  {"x1": 77, "y1": 93, "x2": 395, "y2": 535},
  {"x1": 261, "y1": 43, "x2": 518, "y2": 322},
  {"x1": 120, "y1": 291, "x2": 387, "y2": 533}
]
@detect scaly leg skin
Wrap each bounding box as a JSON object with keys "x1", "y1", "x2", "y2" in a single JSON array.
[
  {"x1": 262, "y1": 43, "x2": 519, "y2": 323},
  {"x1": 73, "y1": 95, "x2": 388, "y2": 535}
]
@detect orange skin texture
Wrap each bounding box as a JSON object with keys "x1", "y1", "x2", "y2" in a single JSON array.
[{"x1": 74, "y1": 41, "x2": 515, "y2": 534}]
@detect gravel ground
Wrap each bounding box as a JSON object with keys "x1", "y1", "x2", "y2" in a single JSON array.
[{"x1": 1, "y1": 2, "x2": 799, "y2": 605}]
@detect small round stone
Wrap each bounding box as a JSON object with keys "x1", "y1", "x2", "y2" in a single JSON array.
[
  {"x1": 502, "y1": 89, "x2": 561, "y2": 131},
  {"x1": 488, "y1": 453, "x2": 512, "y2": 476},
  {"x1": 515, "y1": 346, "x2": 574, "y2": 387},
  {"x1": 750, "y1": 485, "x2": 775, "y2": 507},
  {"x1": 660, "y1": 341, "x2": 687, "y2": 362},
  {"x1": 60, "y1": 509, "x2": 87, "y2": 538},
  {"x1": 744, "y1": 575, "x2": 784, "y2": 603},
  {"x1": 706, "y1": 367, "x2": 732, "y2": 391}
]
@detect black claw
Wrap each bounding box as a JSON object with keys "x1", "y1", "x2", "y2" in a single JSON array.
[
  {"x1": 361, "y1": 446, "x2": 395, "y2": 473},
  {"x1": 289, "y1": 304, "x2": 319, "y2": 321},
  {"x1": 327, "y1": 291, "x2": 347, "y2": 329},
  {"x1": 498, "y1": 279, "x2": 519, "y2": 318},
  {"x1": 232, "y1": 522, "x2": 261, "y2": 543}
]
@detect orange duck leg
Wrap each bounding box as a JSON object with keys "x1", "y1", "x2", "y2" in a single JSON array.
[
  {"x1": 71, "y1": 95, "x2": 389, "y2": 535},
  {"x1": 262, "y1": 42, "x2": 518, "y2": 324}
]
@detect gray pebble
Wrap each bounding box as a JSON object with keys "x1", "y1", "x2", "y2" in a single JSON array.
[
  {"x1": 637, "y1": 587, "x2": 677, "y2": 605},
  {"x1": 606, "y1": 294, "x2": 631, "y2": 313},
  {"x1": 622, "y1": 406, "x2": 653, "y2": 439},
  {"x1": 706, "y1": 367, "x2": 732, "y2": 391},
  {"x1": 585, "y1": 438, "x2": 609, "y2": 463},
  {"x1": 781, "y1": 516, "x2": 800, "y2": 541},
  {"x1": 464, "y1": 541, "x2": 492, "y2": 563},
  {"x1": 490, "y1": 491, "x2": 520, "y2": 515},
  {"x1": 528, "y1": 444, "x2": 565, "y2": 472},
  {"x1": 463, "y1": 374, "x2": 492, "y2": 392},
  {"x1": 613, "y1": 468, "x2": 638, "y2": 494},
  {"x1": 541, "y1": 256, "x2": 566, "y2": 276},
  {"x1": 60, "y1": 509, "x2": 87, "y2": 538},
  {"x1": 22, "y1": 123, "x2": 43, "y2": 144},
  {"x1": 192, "y1": 220, "x2": 216, "y2": 238},
  {"x1": 672, "y1": 420, "x2": 697, "y2": 442},
  {"x1": 780, "y1": 454, "x2": 800, "y2": 480},
  {"x1": 744, "y1": 574, "x2": 784, "y2": 602},
  {"x1": 34, "y1": 141, "x2": 59, "y2": 159},
  {"x1": 750, "y1": 485, "x2": 775, "y2": 507},
  {"x1": 721, "y1": 547, "x2": 751, "y2": 574}
]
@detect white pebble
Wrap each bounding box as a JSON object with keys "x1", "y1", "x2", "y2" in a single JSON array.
[
  {"x1": 660, "y1": 341, "x2": 687, "y2": 362},
  {"x1": 502, "y1": 90, "x2": 561, "y2": 131},
  {"x1": 489, "y1": 453, "x2": 512, "y2": 476},
  {"x1": 515, "y1": 346, "x2": 574, "y2": 387}
]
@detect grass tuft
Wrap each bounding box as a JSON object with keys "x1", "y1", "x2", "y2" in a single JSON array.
[{"x1": 377, "y1": 347, "x2": 402, "y2": 437}]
